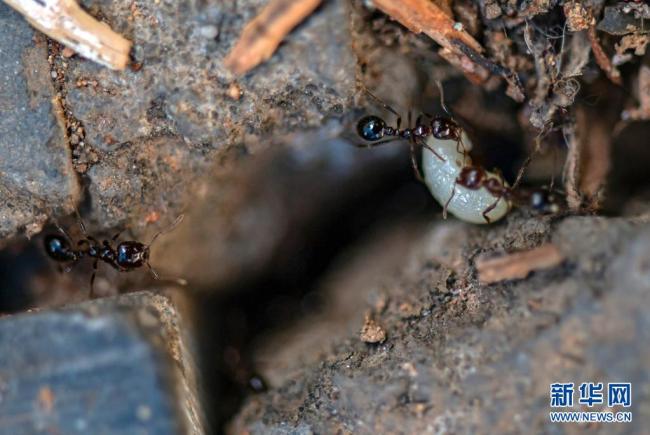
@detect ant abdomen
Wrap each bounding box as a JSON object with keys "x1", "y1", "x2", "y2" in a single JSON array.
[
  {"x1": 357, "y1": 115, "x2": 386, "y2": 141},
  {"x1": 44, "y1": 235, "x2": 81, "y2": 263}
]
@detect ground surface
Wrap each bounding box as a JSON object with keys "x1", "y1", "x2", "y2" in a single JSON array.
[{"x1": 1, "y1": 0, "x2": 649, "y2": 434}]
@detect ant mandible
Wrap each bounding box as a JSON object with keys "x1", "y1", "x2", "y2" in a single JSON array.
[{"x1": 44, "y1": 213, "x2": 186, "y2": 297}]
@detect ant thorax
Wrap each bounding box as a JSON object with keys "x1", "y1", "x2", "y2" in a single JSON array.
[{"x1": 421, "y1": 131, "x2": 512, "y2": 224}]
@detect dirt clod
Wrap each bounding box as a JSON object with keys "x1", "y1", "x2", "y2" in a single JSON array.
[{"x1": 360, "y1": 312, "x2": 387, "y2": 344}]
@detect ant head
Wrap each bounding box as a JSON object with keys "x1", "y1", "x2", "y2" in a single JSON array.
[
  {"x1": 44, "y1": 234, "x2": 72, "y2": 262},
  {"x1": 530, "y1": 190, "x2": 561, "y2": 214},
  {"x1": 116, "y1": 241, "x2": 149, "y2": 269},
  {"x1": 457, "y1": 166, "x2": 484, "y2": 189},
  {"x1": 431, "y1": 117, "x2": 460, "y2": 141},
  {"x1": 357, "y1": 115, "x2": 386, "y2": 141}
]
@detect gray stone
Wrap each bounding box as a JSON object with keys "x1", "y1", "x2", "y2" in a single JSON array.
[
  {"x1": 0, "y1": 3, "x2": 79, "y2": 242},
  {"x1": 0, "y1": 291, "x2": 204, "y2": 434}
]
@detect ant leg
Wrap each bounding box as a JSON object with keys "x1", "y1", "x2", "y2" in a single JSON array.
[
  {"x1": 89, "y1": 258, "x2": 99, "y2": 298},
  {"x1": 482, "y1": 197, "x2": 503, "y2": 224},
  {"x1": 355, "y1": 137, "x2": 403, "y2": 148},
  {"x1": 443, "y1": 184, "x2": 457, "y2": 219},
  {"x1": 549, "y1": 145, "x2": 558, "y2": 191},
  {"x1": 112, "y1": 231, "x2": 123, "y2": 242},
  {"x1": 363, "y1": 89, "x2": 402, "y2": 119},
  {"x1": 409, "y1": 139, "x2": 425, "y2": 182},
  {"x1": 512, "y1": 155, "x2": 532, "y2": 191},
  {"x1": 417, "y1": 138, "x2": 445, "y2": 162},
  {"x1": 457, "y1": 136, "x2": 469, "y2": 163},
  {"x1": 513, "y1": 133, "x2": 544, "y2": 190}
]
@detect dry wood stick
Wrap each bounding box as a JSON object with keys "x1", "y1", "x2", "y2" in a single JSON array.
[
  {"x1": 224, "y1": 0, "x2": 322, "y2": 75},
  {"x1": 372, "y1": 0, "x2": 490, "y2": 84},
  {"x1": 3, "y1": 0, "x2": 131, "y2": 70},
  {"x1": 475, "y1": 243, "x2": 565, "y2": 284}
]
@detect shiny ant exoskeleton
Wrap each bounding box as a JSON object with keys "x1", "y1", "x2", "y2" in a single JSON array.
[
  {"x1": 446, "y1": 165, "x2": 512, "y2": 223},
  {"x1": 355, "y1": 86, "x2": 561, "y2": 224},
  {"x1": 446, "y1": 162, "x2": 563, "y2": 222},
  {"x1": 44, "y1": 214, "x2": 186, "y2": 296},
  {"x1": 527, "y1": 188, "x2": 562, "y2": 214},
  {"x1": 354, "y1": 90, "x2": 470, "y2": 180}
]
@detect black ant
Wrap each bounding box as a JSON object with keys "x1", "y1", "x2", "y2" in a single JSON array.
[
  {"x1": 355, "y1": 89, "x2": 472, "y2": 180},
  {"x1": 446, "y1": 164, "x2": 563, "y2": 222},
  {"x1": 44, "y1": 214, "x2": 186, "y2": 296},
  {"x1": 445, "y1": 165, "x2": 512, "y2": 223},
  {"x1": 355, "y1": 85, "x2": 561, "y2": 223}
]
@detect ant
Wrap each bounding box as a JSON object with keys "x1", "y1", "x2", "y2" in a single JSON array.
[
  {"x1": 354, "y1": 89, "x2": 470, "y2": 180},
  {"x1": 446, "y1": 164, "x2": 563, "y2": 222},
  {"x1": 44, "y1": 213, "x2": 186, "y2": 297},
  {"x1": 526, "y1": 188, "x2": 563, "y2": 214},
  {"x1": 445, "y1": 165, "x2": 512, "y2": 223}
]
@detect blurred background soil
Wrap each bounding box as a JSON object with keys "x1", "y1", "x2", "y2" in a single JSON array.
[{"x1": 1, "y1": 0, "x2": 650, "y2": 433}]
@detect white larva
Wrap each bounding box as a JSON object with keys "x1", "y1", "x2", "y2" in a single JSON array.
[{"x1": 421, "y1": 133, "x2": 511, "y2": 224}]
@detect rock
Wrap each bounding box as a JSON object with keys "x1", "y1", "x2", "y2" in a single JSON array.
[
  {"x1": 229, "y1": 213, "x2": 650, "y2": 434},
  {"x1": 0, "y1": 3, "x2": 79, "y2": 243},
  {"x1": 0, "y1": 291, "x2": 204, "y2": 434},
  {"x1": 57, "y1": 0, "x2": 357, "y2": 232},
  {"x1": 149, "y1": 119, "x2": 406, "y2": 289}
]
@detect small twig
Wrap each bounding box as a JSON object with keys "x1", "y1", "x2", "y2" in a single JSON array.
[
  {"x1": 622, "y1": 64, "x2": 650, "y2": 121},
  {"x1": 224, "y1": 0, "x2": 323, "y2": 75},
  {"x1": 372, "y1": 0, "x2": 492, "y2": 86},
  {"x1": 562, "y1": 107, "x2": 612, "y2": 211},
  {"x1": 475, "y1": 244, "x2": 565, "y2": 285},
  {"x1": 3, "y1": 0, "x2": 131, "y2": 70},
  {"x1": 452, "y1": 39, "x2": 525, "y2": 101},
  {"x1": 588, "y1": 25, "x2": 622, "y2": 86},
  {"x1": 576, "y1": 107, "x2": 611, "y2": 210},
  {"x1": 562, "y1": 122, "x2": 582, "y2": 211}
]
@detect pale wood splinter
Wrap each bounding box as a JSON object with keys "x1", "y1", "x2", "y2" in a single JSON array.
[{"x1": 4, "y1": 0, "x2": 131, "y2": 70}]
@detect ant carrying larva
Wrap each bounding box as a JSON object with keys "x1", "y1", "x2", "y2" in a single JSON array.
[
  {"x1": 354, "y1": 85, "x2": 560, "y2": 224},
  {"x1": 354, "y1": 89, "x2": 467, "y2": 180},
  {"x1": 44, "y1": 213, "x2": 187, "y2": 297}
]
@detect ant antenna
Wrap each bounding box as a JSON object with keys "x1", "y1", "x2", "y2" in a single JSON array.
[
  {"x1": 148, "y1": 214, "x2": 185, "y2": 247},
  {"x1": 146, "y1": 262, "x2": 188, "y2": 287},
  {"x1": 435, "y1": 80, "x2": 469, "y2": 161},
  {"x1": 74, "y1": 208, "x2": 88, "y2": 235},
  {"x1": 54, "y1": 222, "x2": 73, "y2": 242},
  {"x1": 436, "y1": 80, "x2": 452, "y2": 116},
  {"x1": 145, "y1": 214, "x2": 187, "y2": 287}
]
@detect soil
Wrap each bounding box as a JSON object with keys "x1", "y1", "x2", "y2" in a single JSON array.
[{"x1": 1, "y1": 0, "x2": 649, "y2": 433}]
